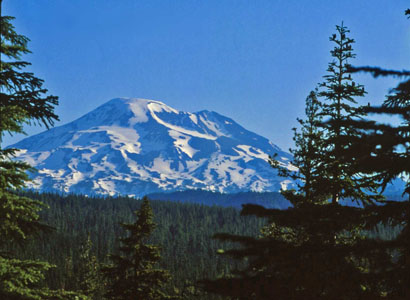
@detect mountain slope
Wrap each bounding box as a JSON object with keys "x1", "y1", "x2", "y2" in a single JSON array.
[{"x1": 11, "y1": 98, "x2": 294, "y2": 197}]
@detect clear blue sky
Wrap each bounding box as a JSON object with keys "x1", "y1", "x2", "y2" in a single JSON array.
[{"x1": 3, "y1": 0, "x2": 409, "y2": 150}]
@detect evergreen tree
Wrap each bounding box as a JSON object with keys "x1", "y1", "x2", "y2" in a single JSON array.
[
  {"x1": 203, "y1": 204, "x2": 390, "y2": 299},
  {"x1": 270, "y1": 89, "x2": 327, "y2": 206},
  {"x1": 13, "y1": 191, "x2": 264, "y2": 300},
  {"x1": 0, "y1": 2, "x2": 86, "y2": 299},
  {"x1": 103, "y1": 196, "x2": 178, "y2": 300},
  {"x1": 339, "y1": 9, "x2": 410, "y2": 298},
  {"x1": 62, "y1": 252, "x2": 75, "y2": 291},
  {"x1": 317, "y1": 23, "x2": 382, "y2": 205},
  {"x1": 77, "y1": 235, "x2": 103, "y2": 299},
  {"x1": 199, "y1": 25, "x2": 389, "y2": 300}
]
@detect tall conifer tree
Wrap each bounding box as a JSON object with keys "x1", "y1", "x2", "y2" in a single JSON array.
[
  {"x1": 270, "y1": 89, "x2": 327, "y2": 206},
  {"x1": 103, "y1": 196, "x2": 178, "y2": 300},
  {"x1": 339, "y1": 9, "x2": 410, "y2": 298},
  {"x1": 200, "y1": 25, "x2": 388, "y2": 300},
  {"x1": 0, "y1": 2, "x2": 85, "y2": 299},
  {"x1": 77, "y1": 235, "x2": 103, "y2": 299},
  {"x1": 317, "y1": 23, "x2": 382, "y2": 205}
]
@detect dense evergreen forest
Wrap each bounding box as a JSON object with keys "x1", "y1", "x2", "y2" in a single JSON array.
[
  {"x1": 11, "y1": 191, "x2": 267, "y2": 299},
  {"x1": 8, "y1": 191, "x2": 402, "y2": 299}
]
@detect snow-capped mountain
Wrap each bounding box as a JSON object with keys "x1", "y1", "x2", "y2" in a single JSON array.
[{"x1": 10, "y1": 98, "x2": 295, "y2": 197}]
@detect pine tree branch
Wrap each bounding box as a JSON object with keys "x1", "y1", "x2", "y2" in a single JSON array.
[{"x1": 347, "y1": 65, "x2": 410, "y2": 78}]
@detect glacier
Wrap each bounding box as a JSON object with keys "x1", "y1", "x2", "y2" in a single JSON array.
[{"x1": 10, "y1": 98, "x2": 295, "y2": 197}]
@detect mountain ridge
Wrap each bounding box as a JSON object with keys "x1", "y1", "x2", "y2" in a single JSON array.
[{"x1": 10, "y1": 97, "x2": 294, "y2": 197}]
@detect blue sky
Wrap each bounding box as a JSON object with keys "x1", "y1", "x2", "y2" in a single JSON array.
[{"x1": 3, "y1": 0, "x2": 409, "y2": 150}]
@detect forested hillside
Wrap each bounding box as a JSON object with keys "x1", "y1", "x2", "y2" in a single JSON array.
[
  {"x1": 7, "y1": 191, "x2": 401, "y2": 299},
  {"x1": 11, "y1": 192, "x2": 267, "y2": 299}
]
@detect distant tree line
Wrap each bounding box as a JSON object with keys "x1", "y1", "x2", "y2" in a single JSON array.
[
  {"x1": 147, "y1": 190, "x2": 291, "y2": 209},
  {"x1": 12, "y1": 191, "x2": 266, "y2": 299}
]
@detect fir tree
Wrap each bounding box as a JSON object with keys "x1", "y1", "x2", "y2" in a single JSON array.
[
  {"x1": 339, "y1": 8, "x2": 410, "y2": 298},
  {"x1": 63, "y1": 252, "x2": 75, "y2": 291},
  {"x1": 0, "y1": 2, "x2": 86, "y2": 299},
  {"x1": 270, "y1": 89, "x2": 327, "y2": 206},
  {"x1": 199, "y1": 25, "x2": 388, "y2": 300},
  {"x1": 317, "y1": 23, "x2": 382, "y2": 205},
  {"x1": 207, "y1": 205, "x2": 391, "y2": 299},
  {"x1": 77, "y1": 234, "x2": 103, "y2": 299},
  {"x1": 103, "y1": 196, "x2": 178, "y2": 300}
]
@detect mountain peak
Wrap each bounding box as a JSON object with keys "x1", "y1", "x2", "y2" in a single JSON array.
[
  {"x1": 89, "y1": 97, "x2": 178, "y2": 126},
  {"x1": 106, "y1": 97, "x2": 173, "y2": 111},
  {"x1": 10, "y1": 97, "x2": 294, "y2": 196}
]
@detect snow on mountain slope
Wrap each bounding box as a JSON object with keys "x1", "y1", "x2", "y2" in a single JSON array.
[{"x1": 10, "y1": 98, "x2": 295, "y2": 197}]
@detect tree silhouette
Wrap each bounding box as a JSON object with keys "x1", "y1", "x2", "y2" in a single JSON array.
[
  {"x1": 270, "y1": 89, "x2": 328, "y2": 206},
  {"x1": 339, "y1": 8, "x2": 410, "y2": 298},
  {"x1": 200, "y1": 25, "x2": 387, "y2": 300},
  {"x1": 103, "y1": 196, "x2": 178, "y2": 300},
  {"x1": 316, "y1": 23, "x2": 382, "y2": 205},
  {"x1": 77, "y1": 234, "x2": 103, "y2": 299},
  {"x1": 0, "y1": 2, "x2": 85, "y2": 299}
]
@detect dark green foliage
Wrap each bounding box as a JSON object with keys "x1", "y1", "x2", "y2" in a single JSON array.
[
  {"x1": 0, "y1": 257, "x2": 83, "y2": 300},
  {"x1": 345, "y1": 71, "x2": 410, "y2": 198},
  {"x1": 271, "y1": 24, "x2": 383, "y2": 207},
  {"x1": 316, "y1": 23, "x2": 382, "y2": 205},
  {"x1": 0, "y1": 4, "x2": 55, "y2": 249},
  {"x1": 15, "y1": 191, "x2": 266, "y2": 299},
  {"x1": 270, "y1": 89, "x2": 327, "y2": 206},
  {"x1": 199, "y1": 25, "x2": 393, "y2": 300},
  {"x1": 201, "y1": 14, "x2": 410, "y2": 300},
  {"x1": 0, "y1": 3, "x2": 85, "y2": 299},
  {"x1": 0, "y1": 11, "x2": 58, "y2": 141},
  {"x1": 13, "y1": 191, "x2": 402, "y2": 300},
  {"x1": 0, "y1": 159, "x2": 52, "y2": 244},
  {"x1": 340, "y1": 9, "x2": 410, "y2": 298},
  {"x1": 103, "y1": 196, "x2": 176, "y2": 300},
  {"x1": 200, "y1": 202, "x2": 394, "y2": 300},
  {"x1": 0, "y1": 15, "x2": 58, "y2": 137},
  {"x1": 77, "y1": 235, "x2": 103, "y2": 299}
]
